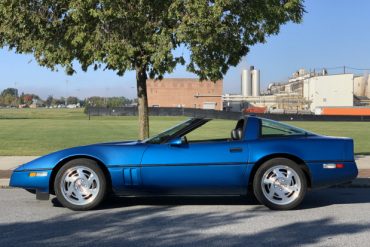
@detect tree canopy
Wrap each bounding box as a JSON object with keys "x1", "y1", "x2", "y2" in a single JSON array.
[
  {"x1": 1, "y1": 88, "x2": 18, "y2": 97},
  {"x1": 0, "y1": 0, "x2": 305, "y2": 138}
]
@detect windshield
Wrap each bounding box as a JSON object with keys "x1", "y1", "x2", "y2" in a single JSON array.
[{"x1": 144, "y1": 119, "x2": 195, "y2": 144}]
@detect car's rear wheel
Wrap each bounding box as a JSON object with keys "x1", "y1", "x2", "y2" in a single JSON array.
[
  {"x1": 253, "y1": 158, "x2": 307, "y2": 210},
  {"x1": 54, "y1": 159, "x2": 107, "y2": 211}
]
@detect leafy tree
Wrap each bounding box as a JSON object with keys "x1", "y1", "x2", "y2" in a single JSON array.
[
  {"x1": 79, "y1": 99, "x2": 86, "y2": 107},
  {"x1": 20, "y1": 92, "x2": 25, "y2": 104},
  {"x1": 1, "y1": 94, "x2": 16, "y2": 106},
  {"x1": 45, "y1": 95, "x2": 54, "y2": 106},
  {"x1": 86, "y1": 96, "x2": 105, "y2": 107},
  {"x1": 51, "y1": 98, "x2": 59, "y2": 106},
  {"x1": 50, "y1": 97, "x2": 64, "y2": 106},
  {"x1": 32, "y1": 94, "x2": 41, "y2": 101},
  {"x1": 0, "y1": 0, "x2": 305, "y2": 139},
  {"x1": 84, "y1": 96, "x2": 132, "y2": 107},
  {"x1": 59, "y1": 97, "x2": 66, "y2": 105},
  {"x1": 107, "y1": 97, "x2": 134, "y2": 107},
  {"x1": 106, "y1": 97, "x2": 122, "y2": 108},
  {"x1": 67, "y1": 96, "x2": 79, "y2": 105},
  {"x1": 1, "y1": 88, "x2": 18, "y2": 98}
]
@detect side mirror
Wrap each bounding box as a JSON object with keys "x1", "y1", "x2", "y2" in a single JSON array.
[{"x1": 168, "y1": 137, "x2": 183, "y2": 146}]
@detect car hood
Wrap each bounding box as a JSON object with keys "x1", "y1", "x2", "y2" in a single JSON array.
[{"x1": 14, "y1": 140, "x2": 147, "y2": 171}]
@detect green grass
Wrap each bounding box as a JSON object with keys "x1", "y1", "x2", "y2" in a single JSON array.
[
  {"x1": 0, "y1": 108, "x2": 87, "y2": 119},
  {"x1": 0, "y1": 108, "x2": 369, "y2": 155}
]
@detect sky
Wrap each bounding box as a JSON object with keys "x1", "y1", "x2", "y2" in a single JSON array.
[{"x1": 1, "y1": 0, "x2": 370, "y2": 99}]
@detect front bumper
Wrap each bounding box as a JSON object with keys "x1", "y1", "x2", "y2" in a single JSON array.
[{"x1": 10, "y1": 170, "x2": 52, "y2": 194}]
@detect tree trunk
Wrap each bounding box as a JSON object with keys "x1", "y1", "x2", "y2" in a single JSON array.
[{"x1": 136, "y1": 65, "x2": 149, "y2": 139}]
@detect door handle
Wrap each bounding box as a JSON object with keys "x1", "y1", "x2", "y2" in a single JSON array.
[{"x1": 229, "y1": 147, "x2": 243, "y2": 153}]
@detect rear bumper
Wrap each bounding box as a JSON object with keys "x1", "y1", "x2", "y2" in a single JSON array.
[
  {"x1": 307, "y1": 161, "x2": 358, "y2": 188},
  {"x1": 10, "y1": 170, "x2": 51, "y2": 193}
]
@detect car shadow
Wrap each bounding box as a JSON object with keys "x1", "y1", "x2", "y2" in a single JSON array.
[
  {"x1": 2, "y1": 195, "x2": 370, "y2": 246},
  {"x1": 355, "y1": 152, "x2": 370, "y2": 156},
  {"x1": 51, "y1": 195, "x2": 261, "y2": 210},
  {"x1": 51, "y1": 187, "x2": 370, "y2": 210},
  {"x1": 299, "y1": 187, "x2": 370, "y2": 209}
]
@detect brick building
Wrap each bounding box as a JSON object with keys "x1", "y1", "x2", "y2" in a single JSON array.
[{"x1": 147, "y1": 78, "x2": 223, "y2": 110}]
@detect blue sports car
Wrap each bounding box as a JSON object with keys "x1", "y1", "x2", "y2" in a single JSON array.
[{"x1": 10, "y1": 116, "x2": 358, "y2": 210}]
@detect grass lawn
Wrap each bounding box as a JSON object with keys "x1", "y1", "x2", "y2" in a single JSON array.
[{"x1": 0, "y1": 108, "x2": 369, "y2": 155}]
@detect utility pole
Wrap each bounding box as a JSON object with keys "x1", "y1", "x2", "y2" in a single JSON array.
[
  {"x1": 14, "y1": 82, "x2": 18, "y2": 107},
  {"x1": 105, "y1": 87, "x2": 110, "y2": 107},
  {"x1": 65, "y1": 80, "x2": 69, "y2": 106}
]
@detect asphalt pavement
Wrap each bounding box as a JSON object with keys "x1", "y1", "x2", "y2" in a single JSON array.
[{"x1": 0, "y1": 188, "x2": 370, "y2": 246}]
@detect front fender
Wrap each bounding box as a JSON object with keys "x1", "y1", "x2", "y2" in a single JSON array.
[{"x1": 11, "y1": 143, "x2": 148, "y2": 193}]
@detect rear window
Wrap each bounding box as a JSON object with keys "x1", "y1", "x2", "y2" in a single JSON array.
[{"x1": 261, "y1": 119, "x2": 307, "y2": 137}]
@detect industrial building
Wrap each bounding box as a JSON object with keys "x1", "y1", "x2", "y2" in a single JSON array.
[
  {"x1": 354, "y1": 75, "x2": 370, "y2": 104},
  {"x1": 224, "y1": 66, "x2": 370, "y2": 114},
  {"x1": 240, "y1": 66, "x2": 260, "y2": 97},
  {"x1": 147, "y1": 78, "x2": 223, "y2": 110},
  {"x1": 304, "y1": 74, "x2": 354, "y2": 112},
  {"x1": 147, "y1": 66, "x2": 370, "y2": 115}
]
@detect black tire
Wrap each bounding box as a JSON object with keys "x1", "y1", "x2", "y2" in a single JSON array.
[
  {"x1": 54, "y1": 158, "x2": 107, "y2": 211},
  {"x1": 253, "y1": 158, "x2": 307, "y2": 210}
]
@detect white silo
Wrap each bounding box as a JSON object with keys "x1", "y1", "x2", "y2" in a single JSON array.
[
  {"x1": 252, "y1": 69, "x2": 260, "y2": 96},
  {"x1": 367, "y1": 75, "x2": 370, "y2": 98},
  {"x1": 241, "y1": 69, "x2": 252, "y2": 96}
]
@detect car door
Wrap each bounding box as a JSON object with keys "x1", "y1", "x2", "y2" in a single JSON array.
[{"x1": 140, "y1": 140, "x2": 250, "y2": 195}]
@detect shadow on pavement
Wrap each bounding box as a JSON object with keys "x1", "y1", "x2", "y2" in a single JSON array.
[
  {"x1": 0, "y1": 204, "x2": 369, "y2": 246},
  {"x1": 49, "y1": 187, "x2": 370, "y2": 211},
  {"x1": 1, "y1": 188, "x2": 370, "y2": 246},
  {"x1": 300, "y1": 188, "x2": 370, "y2": 209},
  {"x1": 50, "y1": 187, "x2": 370, "y2": 210},
  {"x1": 55, "y1": 194, "x2": 261, "y2": 210},
  {"x1": 355, "y1": 152, "x2": 370, "y2": 156}
]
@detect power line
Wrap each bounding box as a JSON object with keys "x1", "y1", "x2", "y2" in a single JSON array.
[
  {"x1": 345, "y1": 66, "x2": 370, "y2": 71},
  {"x1": 312, "y1": 66, "x2": 370, "y2": 71}
]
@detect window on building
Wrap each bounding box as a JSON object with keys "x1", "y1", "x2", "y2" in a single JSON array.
[{"x1": 203, "y1": 102, "x2": 216, "y2": 110}]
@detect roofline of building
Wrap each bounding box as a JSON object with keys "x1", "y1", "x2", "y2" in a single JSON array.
[{"x1": 147, "y1": 78, "x2": 222, "y2": 82}]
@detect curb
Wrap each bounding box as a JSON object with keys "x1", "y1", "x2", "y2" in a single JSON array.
[{"x1": 1, "y1": 178, "x2": 370, "y2": 189}]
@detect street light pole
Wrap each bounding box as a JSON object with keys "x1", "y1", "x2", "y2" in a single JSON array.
[
  {"x1": 14, "y1": 82, "x2": 18, "y2": 107},
  {"x1": 65, "y1": 80, "x2": 69, "y2": 106}
]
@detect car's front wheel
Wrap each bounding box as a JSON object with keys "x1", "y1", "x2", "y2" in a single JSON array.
[
  {"x1": 253, "y1": 158, "x2": 307, "y2": 210},
  {"x1": 54, "y1": 159, "x2": 107, "y2": 211}
]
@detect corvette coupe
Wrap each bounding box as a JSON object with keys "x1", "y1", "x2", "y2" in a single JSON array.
[{"x1": 10, "y1": 116, "x2": 358, "y2": 210}]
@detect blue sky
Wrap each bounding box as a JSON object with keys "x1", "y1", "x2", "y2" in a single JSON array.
[{"x1": 1, "y1": 0, "x2": 370, "y2": 99}]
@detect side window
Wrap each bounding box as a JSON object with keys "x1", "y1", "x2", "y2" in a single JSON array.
[
  {"x1": 186, "y1": 120, "x2": 236, "y2": 142},
  {"x1": 261, "y1": 119, "x2": 306, "y2": 137}
]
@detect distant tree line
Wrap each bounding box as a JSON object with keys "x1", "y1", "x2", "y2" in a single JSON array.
[
  {"x1": 85, "y1": 96, "x2": 137, "y2": 108},
  {"x1": 0, "y1": 87, "x2": 136, "y2": 108}
]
